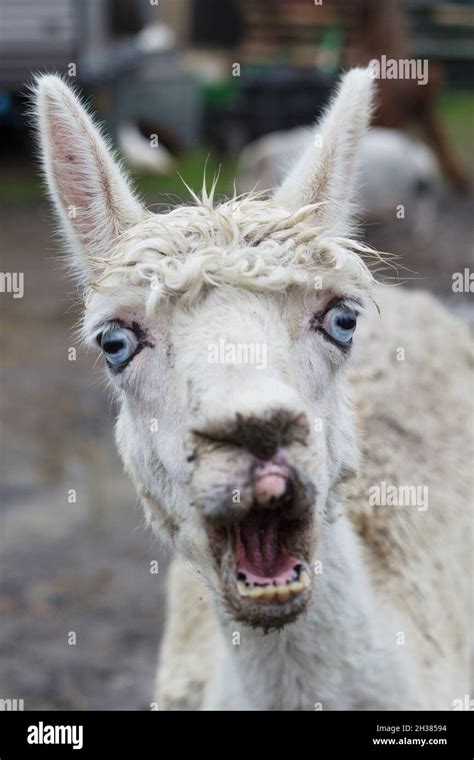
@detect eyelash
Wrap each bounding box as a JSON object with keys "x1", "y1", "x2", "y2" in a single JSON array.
[{"x1": 96, "y1": 320, "x2": 147, "y2": 342}]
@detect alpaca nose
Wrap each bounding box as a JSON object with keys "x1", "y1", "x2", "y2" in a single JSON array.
[
  {"x1": 253, "y1": 461, "x2": 294, "y2": 507},
  {"x1": 193, "y1": 408, "x2": 310, "y2": 461}
]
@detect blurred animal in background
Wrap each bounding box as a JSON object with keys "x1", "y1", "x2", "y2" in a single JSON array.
[
  {"x1": 344, "y1": 0, "x2": 470, "y2": 193},
  {"x1": 356, "y1": 128, "x2": 441, "y2": 238},
  {"x1": 117, "y1": 121, "x2": 180, "y2": 175},
  {"x1": 239, "y1": 126, "x2": 441, "y2": 240}
]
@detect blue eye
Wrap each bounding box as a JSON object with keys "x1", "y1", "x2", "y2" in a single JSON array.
[
  {"x1": 100, "y1": 327, "x2": 138, "y2": 367},
  {"x1": 323, "y1": 306, "x2": 357, "y2": 344}
]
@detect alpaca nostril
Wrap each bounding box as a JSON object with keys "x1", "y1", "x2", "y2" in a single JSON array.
[
  {"x1": 253, "y1": 463, "x2": 294, "y2": 508},
  {"x1": 254, "y1": 475, "x2": 287, "y2": 505}
]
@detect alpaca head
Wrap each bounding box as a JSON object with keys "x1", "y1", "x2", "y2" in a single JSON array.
[{"x1": 35, "y1": 69, "x2": 375, "y2": 630}]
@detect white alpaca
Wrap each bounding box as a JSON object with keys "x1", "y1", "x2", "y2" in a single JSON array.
[{"x1": 33, "y1": 69, "x2": 472, "y2": 711}]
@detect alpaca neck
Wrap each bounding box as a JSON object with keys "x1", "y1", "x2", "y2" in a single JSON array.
[{"x1": 214, "y1": 513, "x2": 410, "y2": 710}]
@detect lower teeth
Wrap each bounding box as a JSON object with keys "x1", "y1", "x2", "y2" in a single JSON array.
[{"x1": 236, "y1": 568, "x2": 310, "y2": 601}]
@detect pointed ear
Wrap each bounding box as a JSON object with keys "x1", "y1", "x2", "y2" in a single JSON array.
[
  {"x1": 33, "y1": 74, "x2": 143, "y2": 277},
  {"x1": 273, "y1": 68, "x2": 375, "y2": 236}
]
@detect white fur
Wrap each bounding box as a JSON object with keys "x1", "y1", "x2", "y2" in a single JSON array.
[
  {"x1": 33, "y1": 68, "x2": 472, "y2": 711},
  {"x1": 33, "y1": 74, "x2": 144, "y2": 277},
  {"x1": 274, "y1": 68, "x2": 374, "y2": 235}
]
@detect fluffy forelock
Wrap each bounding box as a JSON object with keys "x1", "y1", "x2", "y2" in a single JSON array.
[{"x1": 85, "y1": 193, "x2": 382, "y2": 316}]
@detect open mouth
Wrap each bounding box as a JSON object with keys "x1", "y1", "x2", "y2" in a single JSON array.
[
  {"x1": 235, "y1": 510, "x2": 311, "y2": 602},
  {"x1": 211, "y1": 498, "x2": 314, "y2": 628}
]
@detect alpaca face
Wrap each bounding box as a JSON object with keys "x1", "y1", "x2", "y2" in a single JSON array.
[
  {"x1": 35, "y1": 68, "x2": 375, "y2": 629},
  {"x1": 87, "y1": 270, "x2": 361, "y2": 628}
]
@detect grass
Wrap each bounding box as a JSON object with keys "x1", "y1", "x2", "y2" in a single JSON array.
[
  {"x1": 437, "y1": 91, "x2": 474, "y2": 173},
  {"x1": 0, "y1": 147, "x2": 238, "y2": 206},
  {"x1": 134, "y1": 148, "x2": 239, "y2": 204}
]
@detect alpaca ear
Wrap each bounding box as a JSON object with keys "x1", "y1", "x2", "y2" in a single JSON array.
[
  {"x1": 273, "y1": 68, "x2": 375, "y2": 236},
  {"x1": 33, "y1": 74, "x2": 143, "y2": 277}
]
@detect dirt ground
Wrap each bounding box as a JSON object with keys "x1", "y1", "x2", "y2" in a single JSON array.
[
  {"x1": 0, "y1": 202, "x2": 168, "y2": 710},
  {"x1": 0, "y1": 180, "x2": 472, "y2": 710}
]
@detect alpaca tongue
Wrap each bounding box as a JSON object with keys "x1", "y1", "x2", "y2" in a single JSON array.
[{"x1": 235, "y1": 511, "x2": 297, "y2": 583}]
